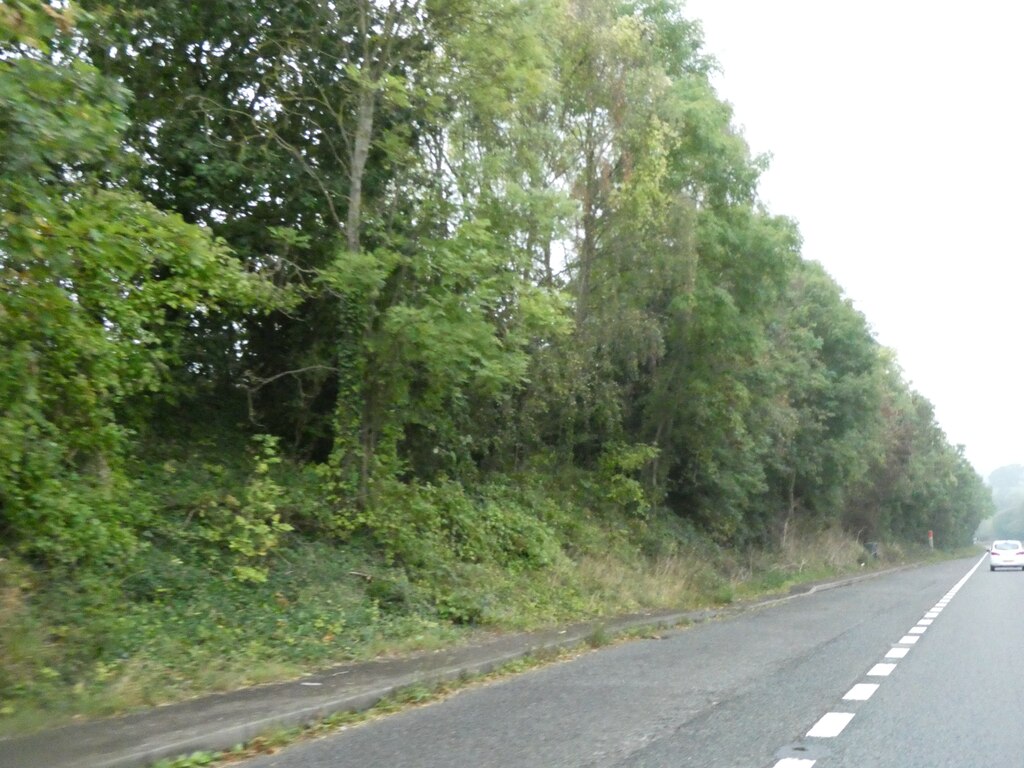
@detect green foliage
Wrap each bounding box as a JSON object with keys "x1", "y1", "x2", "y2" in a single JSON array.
[
  {"x1": 585, "y1": 624, "x2": 611, "y2": 648},
  {"x1": 361, "y1": 479, "x2": 566, "y2": 577},
  {"x1": 0, "y1": 0, "x2": 996, "y2": 733},
  {"x1": 0, "y1": 5, "x2": 272, "y2": 568},
  {"x1": 38, "y1": 0, "x2": 987, "y2": 563},
  {"x1": 136, "y1": 434, "x2": 299, "y2": 585},
  {"x1": 323, "y1": 218, "x2": 569, "y2": 513},
  {"x1": 192, "y1": 436, "x2": 293, "y2": 583},
  {"x1": 598, "y1": 444, "x2": 660, "y2": 515},
  {"x1": 152, "y1": 751, "x2": 219, "y2": 768}
]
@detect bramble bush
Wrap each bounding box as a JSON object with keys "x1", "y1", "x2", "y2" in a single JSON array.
[{"x1": 194, "y1": 435, "x2": 292, "y2": 583}]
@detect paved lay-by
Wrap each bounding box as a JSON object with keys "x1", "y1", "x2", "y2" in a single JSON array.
[{"x1": 0, "y1": 568, "x2": 906, "y2": 768}]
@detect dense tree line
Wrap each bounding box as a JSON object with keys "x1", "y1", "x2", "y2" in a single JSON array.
[{"x1": 1, "y1": 0, "x2": 992, "y2": 575}]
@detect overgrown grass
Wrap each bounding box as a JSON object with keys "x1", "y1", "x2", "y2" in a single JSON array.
[
  {"x1": 0, "y1": 439, "x2": 962, "y2": 738},
  {"x1": 0, "y1": 523, "x2": 903, "y2": 737}
]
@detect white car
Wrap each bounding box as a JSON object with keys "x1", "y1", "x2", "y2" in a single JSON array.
[{"x1": 989, "y1": 540, "x2": 1024, "y2": 571}]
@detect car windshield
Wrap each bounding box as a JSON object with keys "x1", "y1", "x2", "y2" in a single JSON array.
[{"x1": 994, "y1": 541, "x2": 1022, "y2": 550}]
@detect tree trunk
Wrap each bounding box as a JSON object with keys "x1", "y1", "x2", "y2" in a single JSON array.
[
  {"x1": 347, "y1": 87, "x2": 375, "y2": 253},
  {"x1": 577, "y1": 141, "x2": 597, "y2": 320}
]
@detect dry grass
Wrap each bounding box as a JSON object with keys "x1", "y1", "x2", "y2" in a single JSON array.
[
  {"x1": 779, "y1": 524, "x2": 867, "y2": 571},
  {"x1": 570, "y1": 524, "x2": 874, "y2": 614},
  {"x1": 572, "y1": 552, "x2": 718, "y2": 613}
]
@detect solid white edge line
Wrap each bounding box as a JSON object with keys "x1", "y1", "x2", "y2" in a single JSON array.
[{"x1": 807, "y1": 712, "x2": 855, "y2": 738}]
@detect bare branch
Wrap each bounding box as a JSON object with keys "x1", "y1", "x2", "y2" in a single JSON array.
[{"x1": 244, "y1": 365, "x2": 339, "y2": 391}]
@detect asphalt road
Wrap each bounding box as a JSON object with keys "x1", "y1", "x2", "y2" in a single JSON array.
[{"x1": 241, "y1": 554, "x2": 999, "y2": 768}]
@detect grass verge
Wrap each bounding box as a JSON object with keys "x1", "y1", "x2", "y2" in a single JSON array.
[
  {"x1": 144, "y1": 540, "x2": 970, "y2": 768},
  {"x1": 1, "y1": 529, "x2": 970, "y2": 740}
]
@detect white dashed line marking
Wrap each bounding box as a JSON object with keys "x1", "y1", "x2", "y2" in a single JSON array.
[
  {"x1": 762, "y1": 555, "x2": 988, "y2": 768},
  {"x1": 867, "y1": 663, "x2": 896, "y2": 676},
  {"x1": 843, "y1": 683, "x2": 879, "y2": 701},
  {"x1": 807, "y1": 712, "x2": 855, "y2": 738}
]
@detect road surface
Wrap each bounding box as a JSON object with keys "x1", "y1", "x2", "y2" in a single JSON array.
[{"x1": 242, "y1": 554, "x2": 1003, "y2": 767}]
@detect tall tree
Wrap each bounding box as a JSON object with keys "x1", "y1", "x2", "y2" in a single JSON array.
[{"x1": 0, "y1": 2, "x2": 268, "y2": 566}]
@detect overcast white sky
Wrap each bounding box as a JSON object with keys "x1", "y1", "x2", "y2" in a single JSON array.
[{"x1": 683, "y1": 0, "x2": 1024, "y2": 479}]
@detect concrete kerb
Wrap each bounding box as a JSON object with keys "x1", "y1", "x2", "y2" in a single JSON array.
[{"x1": 0, "y1": 563, "x2": 919, "y2": 768}]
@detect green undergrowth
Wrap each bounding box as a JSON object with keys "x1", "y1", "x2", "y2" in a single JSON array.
[{"x1": 0, "y1": 438, "x2": 957, "y2": 738}]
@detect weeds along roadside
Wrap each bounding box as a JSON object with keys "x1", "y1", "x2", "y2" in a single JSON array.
[
  {"x1": 148, "y1": 547, "x2": 961, "y2": 768},
  {"x1": 0, "y1": 441, "x2": 963, "y2": 738},
  {"x1": 0, "y1": 531, "x2": 950, "y2": 740}
]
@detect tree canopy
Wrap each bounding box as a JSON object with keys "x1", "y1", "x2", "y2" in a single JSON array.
[{"x1": 1, "y1": 0, "x2": 993, "y2": 571}]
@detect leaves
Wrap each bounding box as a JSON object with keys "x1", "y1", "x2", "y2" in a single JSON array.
[
  {"x1": 0, "y1": 0, "x2": 990, "y2": 572},
  {"x1": 0, "y1": 5, "x2": 273, "y2": 567}
]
